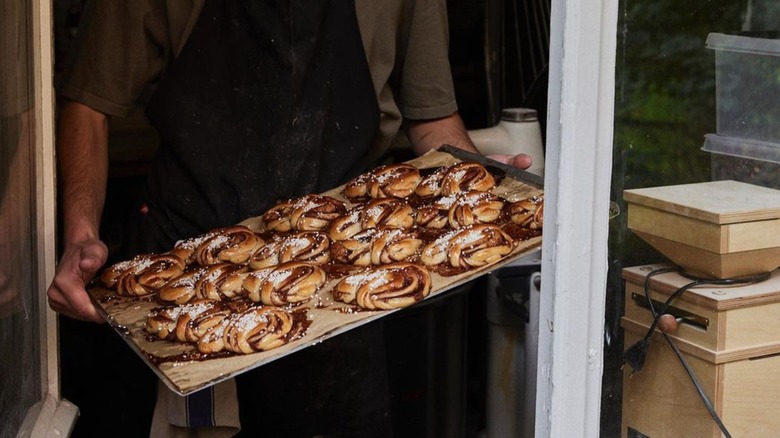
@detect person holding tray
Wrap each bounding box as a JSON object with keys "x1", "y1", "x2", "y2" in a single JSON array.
[{"x1": 47, "y1": 1, "x2": 533, "y2": 437}]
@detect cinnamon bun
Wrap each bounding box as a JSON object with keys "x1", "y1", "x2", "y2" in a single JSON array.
[
  {"x1": 278, "y1": 231, "x2": 331, "y2": 265},
  {"x1": 440, "y1": 162, "x2": 496, "y2": 195},
  {"x1": 420, "y1": 224, "x2": 514, "y2": 269},
  {"x1": 253, "y1": 262, "x2": 326, "y2": 306},
  {"x1": 194, "y1": 226, "x2": 264, "y2": 266},
  {"x1": 366, "y1": 164, "x2": 421, "y2": 198},
  {"x1": 508, "y1": 196, "x2": 544, "y2": 229},
  {"x1": 169, "y1": 230, "x2": 220, "y2": 265},
  {"x1": 415, "y1": 194, "x2": 458, "y2": 229},
  {"x1": 328, "y1": 208, "x2": 363, "y2": 241},
  {"x1": 145, "y1": 299, "x2": 237, "y2": 344},
  {"x1": 447, "y1": 190, "x2": 505, "y2": 228},
  {"x1": 333, "y1": 263, "x2": 432, "y2": 310},
  {"x1": 288, "y1": 195, "x2": 347, "y2": 232},
  {"x1": 330, "y1": 228, "x2": 378, "y2": 267},
  {"x1": 158, "y1": 267, "x2": 208, "y2": 304},
  {"x1": 414, "y1": 166, "x2": 448, "y2": 198},
  {"x1": 369, "y1": 227, "x2": 423, "y2": 265},
  {"x1": 240, "y1": 268, "x2": 275, "y2": 303},
  {"x1": 360, "y1": 198, "x2": 415, "y2": 230},
  {"x1": 194, "y1": 263, "x2": 249, "y2": 301},
  {"x1": 198, "y1": 306, "x2": 301, "y2": 354},
  {"x1": 104, "y1": 254, "x2": 186, "y2": 297},
  {"x1": 341, "y1": 173, "x2": 372, "y2": 202},
  {"x1": 262, "y1": 200, "x2": 295, "y2": 233},
  {"x1": 248, "y1": 236, "x2": 283, "y2": 269},
  {"x1": 447, "y1": 224, "x2": 515, "y2": 269}
]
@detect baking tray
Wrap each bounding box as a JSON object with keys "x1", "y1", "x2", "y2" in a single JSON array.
[{"x1": 88, "y1": 147, "x2": 544, "y2": 395}]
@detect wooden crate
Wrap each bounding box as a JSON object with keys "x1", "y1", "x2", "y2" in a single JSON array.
[
  {"x1": 624, "y1": 180, "x2": 780, "y2": 278},
  {"x1": 621, "y1": 264, "x2": 780, "y2": 438}
]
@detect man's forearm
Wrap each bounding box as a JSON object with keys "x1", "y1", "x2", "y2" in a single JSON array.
[
  {"x1": 405, "y1": 112, "x2": 479, "y2": 156},
  {"x1": 57, "y1": 101, "x2": 110, "y2": 244}
]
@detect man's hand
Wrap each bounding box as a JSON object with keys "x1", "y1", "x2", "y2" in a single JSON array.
[
  {"x1": 484, "y1": 153, "x2": 533, "y2": 170},
  {"x1": 49, "y1": 101, "x2": 111, "y2": 322},
  {"x1": 47, "y1": 238, "x2": 107, "y2": 323},
  {"x1": 405, "y1": 113, "x2": 535, "y2": 171}
]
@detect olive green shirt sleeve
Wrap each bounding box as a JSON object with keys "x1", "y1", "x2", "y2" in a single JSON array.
[
  {"x1": 395, "y1": 0, "x2": 458, "y2": 120},
  {"x1": 356, "y1": 0, "x2": 458, "y2": 158},
  {"x1": 58, "y1": 0, "x2": 173, "y2": 117},
  {"x1": 1, "y1": 0, "x2": 32, "y2": 117}
]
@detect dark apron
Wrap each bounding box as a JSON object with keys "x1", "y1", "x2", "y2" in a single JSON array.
[
  {"x1": 126, "y1": 0, "x2": 379, "y2": 255},
  {"x1": 129, "y1": 1, "x2": 389, "y2": 436}
]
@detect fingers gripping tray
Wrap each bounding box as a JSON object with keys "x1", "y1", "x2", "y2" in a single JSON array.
[{"x1": 88, "y1": 147, "x2": 544, "y2": 395}]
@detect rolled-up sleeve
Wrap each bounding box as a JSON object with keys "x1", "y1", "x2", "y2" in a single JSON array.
[
  {"x1": 397, "y1": 0, "x2": 458, "y2": 120},
  {"x1": 58, "y1": 0, "x2": 171, "y2": 117}
]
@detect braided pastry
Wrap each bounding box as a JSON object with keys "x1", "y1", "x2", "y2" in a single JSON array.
[
  {"x1": 102, "y1": 254, "x2": 186, "y2": 297},
  {"x1": 342, "y1": 164, "x2": 422, "y2": 201},
  {"x1": 251, "y1": 262, "x2": 326, "y2": 306},
  {"x1": 331, "y1": 227, "x2": 421, "y2": 266},
  {"x1": 330, "y1": 228, "x2": 378, "y2": 266},
  {"x1": 369, "y1": 227, "x2": 423, "y2": 265},
  {"x1": 328, "y1": 208, "x2": 363, "y2": 241},
  {"x1": 158, "y1": 267, "x2": 207, "y2": 304},
  {"x1": 415, "y1": 195, "x2": 457, "y2": 229},
  {"x1": 194, "y1": 226, "x2": 264, "y2": 265},
  {"x1": 262, "y1": 200, "x2": 295, "y2": 233},
  {"x1": 194, "y1": 263, "x2": 249, "y2": 301},
  {"x1": 333, "y1": 263, "x2": 432, "y2": 310},
  {"x1": 197, "y1": 306, "x2": 301, "y2": 354},
  {"x1": 341, "y1": 173, "x2": 372, "y2": 202},
  {"x1": 447, "y1": 224, "x2": 515, "y2": 269},
  {"x1": 278, "y1": 231, "x2": 331, "y2": 265},
  {"x1": 366, "y1": 164, "x2": 421, "y2": 198},
  {"x1": 248, "y1": 236, "x2": 283, "y2": 270},
  {"x1": 440, "y1": 162, "x2": 496, "y2": 195},
  {"x1": 145, "y1": 299, "x2": 236, "y2": 343},
  {"x1": 508, "y1": 196, "x2": 544, "y2": 229},
  {"x1": 360, "y1": 198, "x2": 416, "y2": 230},
  {"x1": 100, "y1": 257, "x2": 141, "y2": 289},
  {"x1": 419, "y1": 229, "x2": 460, "y2": 267},
  {"x1": 169, "y1": 230, "x2": 220, "y2": 265},
  {"x1": 414, "y1": 166, "x2": 448, "y2": 198},
  {"x1": 447, "y1": 190, "x2": 505, "y2": 228},
  {"x1": 240, "y1": 268, "x2": 274, "y2": 303},
  {"x1": 420, "y1": 224, "x2": 514, "y2": 269},
  {"x1": 288, "y1": 195, "x2": 347, "y2": 232}
]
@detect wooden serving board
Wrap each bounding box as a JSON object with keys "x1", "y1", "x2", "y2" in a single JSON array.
[{"x1": 89, "y1": 147, "x2": 544, "y2": 395}]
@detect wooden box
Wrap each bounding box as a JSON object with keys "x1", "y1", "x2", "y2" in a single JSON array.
[
  {"x1": 624, "y1": 180, "x2": 780, "y2": 278},
  {"x1": 621, "y1": 264, "x2": 780, "y2": 438}
]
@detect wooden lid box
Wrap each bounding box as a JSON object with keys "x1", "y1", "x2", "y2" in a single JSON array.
[
  {"x1": 624, "y1": 180, "x2": 780, "y2": 278},
  {"x1": 621, "y1": 264, "x2": 780, "y2": 438}
]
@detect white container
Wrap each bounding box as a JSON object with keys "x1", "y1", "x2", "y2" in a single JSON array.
[{"x1": 468, "y1": 108, "x2": 545, "y2": 176}]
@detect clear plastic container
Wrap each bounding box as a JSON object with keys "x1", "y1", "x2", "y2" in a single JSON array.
[
  {"x1": 703, "y1": 133, "x2": 780, "y2": 163},
  {"x1": 706, "y1": 32, "x2": 780, "y2": 143}
]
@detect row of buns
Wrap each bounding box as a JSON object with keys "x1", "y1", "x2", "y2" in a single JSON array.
[{"x1": 96, "y1": 161, "x2": 542, "y2": 355}]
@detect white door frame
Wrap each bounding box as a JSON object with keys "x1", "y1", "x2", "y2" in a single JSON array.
[
  {"x1": 24, "y1": 0, "x2": 79, "y2": 435},
  {"x1": 536, "y1": 0, "x2": 619, "y2": 436}
]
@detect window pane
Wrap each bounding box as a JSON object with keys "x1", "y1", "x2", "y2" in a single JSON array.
[
  {"x1": 0, "y1": 0, "x2": 44, "y2": 436},
  {"x1": 605, "y1": 0, "x2": 780, "y2": 437}
]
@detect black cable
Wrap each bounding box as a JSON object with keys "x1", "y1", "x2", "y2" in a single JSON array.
[
  {"x1": 623, "y1": 266, "x2": 771, "y2": 438},
  {"x1": 661, "y1": 331, "x2": 733, "y2": 438}
]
